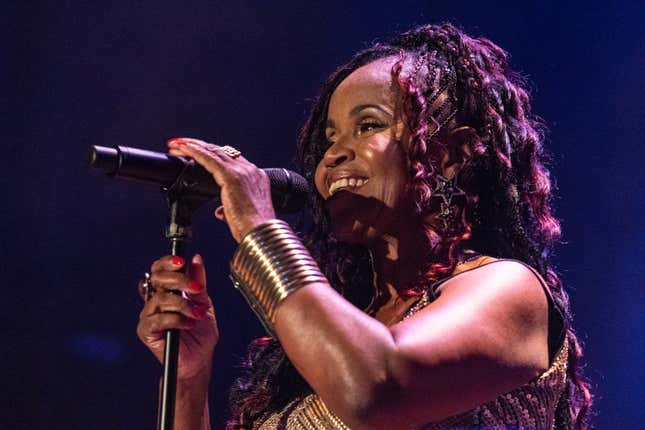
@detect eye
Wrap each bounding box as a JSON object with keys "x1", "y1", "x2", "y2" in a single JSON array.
[{"x1": 357, "y1": 120, "x2": 385, "y2": 136}]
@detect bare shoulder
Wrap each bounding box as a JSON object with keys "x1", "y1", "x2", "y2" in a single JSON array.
[
  {"x1": 436, "y1": 258, "x2": 549, "y2": 318},
  {"x1": 441, "y1": 259, "x2": 550, "y2": 365},
  {"x1": 382, "y1": 259, "x2": 552, "y2": 424},
  {"x1": 392, "y1": 258, "x2": 550, "y2": 377}
]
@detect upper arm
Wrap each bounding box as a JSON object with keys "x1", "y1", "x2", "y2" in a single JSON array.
[{"x1": 375, "y1": 260, "x2": 550, "y2": 428}]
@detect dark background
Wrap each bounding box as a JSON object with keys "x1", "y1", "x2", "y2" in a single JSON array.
[{"x1": 4, "y1": 1, "x2": 644, "y2": 428}]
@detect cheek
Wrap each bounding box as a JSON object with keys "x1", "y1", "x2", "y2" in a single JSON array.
[
  {"x1": 368, "y1": 139, "x2": 407, "y2": 179},
  {"x1": 373, "y1": 146, "x2": 409, "y2": 202},
  {"x1": 314, "y1": 163, "x2": 327, "y2": 197},
  {"x1": 382, "y1": 174, "x2": 408, "y2": 205}
]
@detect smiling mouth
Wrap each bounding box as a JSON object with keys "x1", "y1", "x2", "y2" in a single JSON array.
[{"x1": 328, "y1": 177, "x2": 369, "y2": 196}]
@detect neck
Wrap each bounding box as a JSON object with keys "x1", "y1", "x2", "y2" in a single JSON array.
[{"x1": 368, "y1": 220, "x2": 429, "y2": 303}]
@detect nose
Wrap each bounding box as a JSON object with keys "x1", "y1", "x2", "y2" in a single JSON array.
[{"x1": 322, "y1": 139, "x2": 354, "y2": 168}]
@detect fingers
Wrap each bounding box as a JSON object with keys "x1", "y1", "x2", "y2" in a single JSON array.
[
  {"x1": 186, "y1": 254, "x2": 212, "y2": 306},
  {"x1": 137, "y1": 289, "x2": 205, "y2": 348},
  {"x1": 151, "y1": 255, "x2": 186, "y2": 274},
  {"x1": 141, "y1": 289, "x2": 207, "y2": 320},
  {"x1": 148, "y1": 313, "x2": 197, "y2": 332},
  {"x1": 165, "y1": 137, "x2": 275, "y2": 242},
  {"x1": 137, "y1": 312, "x2": 197, "y2": 344},
  {"x1": 189, "y1": 254, "x2": 207, "y2": 291},
  {"x1": 149, "y1": 255, "x2": 205, "y2": 296},
  {"x1": 168, "y1": 137, "x2": 228, "y2": 165},
  {"x1": 166, "y1": 137, "x2": 254, "y2": 186},
  {"x1": 137, "y1": 252, "x2": 219, "y2": 372},
  {"x1": 150, "y1": 271, "x2": 201, "y2": 296},
  {"x1": 147, "y1": 254, "x2": 211, "y2": 306},
  {"x1": 167, "y1": 137, "x2": 249, "y2": 164}
]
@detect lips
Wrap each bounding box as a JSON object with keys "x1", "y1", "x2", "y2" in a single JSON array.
[
  {"x1": 328, "y1": 177, "x2": 369, "y2": 196},
  {"x1": 325, "y1": 171, "x2": 369, "y2": 197}
]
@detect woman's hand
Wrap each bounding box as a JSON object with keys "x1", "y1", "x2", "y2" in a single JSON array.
[
  {"x1": 167, "y1": 137, "x2": 276, "y2": 242},
  {"x1": 136, "y1": 254, "x2": 218, "y2": 381}
]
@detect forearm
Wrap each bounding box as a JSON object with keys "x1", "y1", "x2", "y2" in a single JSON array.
[
  {"x1": 274, "y1": 282, "x2": 397, "y2": 426},
  {"x1": 230, "y1": 220, "x2": 398, "y2": 426},
  {"x1": 171, "y1": 367, "x2": 212, "y2": 430}
]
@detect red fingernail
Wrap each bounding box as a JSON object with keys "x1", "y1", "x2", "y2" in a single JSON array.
[
  {"x1": 178, "y1": 141, "x2": 188, "y2": 146},
  {"x1": 171, "y1": 256, "x2": 184, "y2": 266},
  {"x1": 189, "y1": 280, "x2": 203, "y2": 292}
]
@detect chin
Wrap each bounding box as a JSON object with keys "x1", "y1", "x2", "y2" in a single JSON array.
[{"x1": 325, "y1": 192, "x2": 386, "y2": 246}]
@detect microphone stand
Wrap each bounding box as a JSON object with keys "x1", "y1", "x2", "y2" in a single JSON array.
[
  {"x1": 157, "y1": 163, "x2": 211, "y2": 430},
  {"x1": 89, "y1": 145, "x2": 307, "y2": 428}
]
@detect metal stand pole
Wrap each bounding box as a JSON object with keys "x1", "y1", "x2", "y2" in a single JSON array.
[{"x1": 157, "y1": 189, "x2": 205, "y2": 430}]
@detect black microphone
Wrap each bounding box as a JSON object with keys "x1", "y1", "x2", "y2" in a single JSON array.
[{"x1": 89, "y1": 145, "x2": 309, "y2": 212}]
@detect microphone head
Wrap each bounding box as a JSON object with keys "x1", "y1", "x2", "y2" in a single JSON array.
[
  {"x1": 264, "y1": 168, "x2": 310, "y2": 212},
  {"x1": 89, "y1": 145, "x2": 119, "y2": 175}
]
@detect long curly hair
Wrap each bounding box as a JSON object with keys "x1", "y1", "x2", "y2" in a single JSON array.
[{"x1": 228, "y1": 23, "x2": 592, "y2": 429}]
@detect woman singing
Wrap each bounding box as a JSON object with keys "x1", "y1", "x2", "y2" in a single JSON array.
[{"x1": 136, "y1": 23, "x2": 592, "y2": 429}]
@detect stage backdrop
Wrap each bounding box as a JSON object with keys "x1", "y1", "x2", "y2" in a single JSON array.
[{"x1": 4, "y1": 1, "x2": 644, "y2": 428}]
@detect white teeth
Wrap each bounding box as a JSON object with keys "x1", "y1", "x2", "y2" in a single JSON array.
[{"x1": 328, "y1": 178, "x2": 368, "y2": 196}]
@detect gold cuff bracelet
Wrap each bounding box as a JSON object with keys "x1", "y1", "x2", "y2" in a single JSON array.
[{"x1": 230, "y1": 219, "x2": 326, "y2": 336}]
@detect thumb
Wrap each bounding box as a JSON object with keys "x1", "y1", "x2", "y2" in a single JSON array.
[
  {"x1": 214, "y1": 205, "x2": 227, "y2": 222},
  {"x1": 188, "y1": 254, "x2": 208, "y2": 295}
]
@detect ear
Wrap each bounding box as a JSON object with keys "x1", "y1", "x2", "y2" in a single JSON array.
[{"x1": 439, "y1": 126, "x2": 476, "y2": 178}]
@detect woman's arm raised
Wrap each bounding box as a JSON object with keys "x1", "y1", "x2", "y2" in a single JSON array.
[{"x1": 274, "y1": 260, "x2": 549, "y2": 430}]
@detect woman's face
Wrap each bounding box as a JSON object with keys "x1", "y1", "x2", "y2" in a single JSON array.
[{"x1": 314, "y1": 57, "x2": 412, "y2": 244}]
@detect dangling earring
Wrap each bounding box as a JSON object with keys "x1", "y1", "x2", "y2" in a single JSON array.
[{"x1": 431, "y1": 172, "x2": 465, "y2": 231}]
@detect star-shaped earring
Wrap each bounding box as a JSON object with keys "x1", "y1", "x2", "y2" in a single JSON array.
[{"x1": 432, "y1": 173, "x2": 465, "y2": 205}]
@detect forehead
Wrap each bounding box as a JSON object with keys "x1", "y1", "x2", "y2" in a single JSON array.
[{"x1": 328, "y1": 57, "x2": 398, "y2": 116}]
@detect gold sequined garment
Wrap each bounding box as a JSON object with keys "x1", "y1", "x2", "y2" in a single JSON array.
[
  {"x1": 256, "y1": 259, "x2": 569, "y2": 430},
  {"x1": 256, "y1": 340, "x2": 568, "y2": 430}
]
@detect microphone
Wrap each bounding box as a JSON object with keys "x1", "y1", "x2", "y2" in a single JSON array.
[{"x1": 89, "y1": 145, "x2": 309, "y2": 212}]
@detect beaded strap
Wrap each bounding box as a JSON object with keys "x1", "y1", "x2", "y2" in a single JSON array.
[{"x1": 230, "y1": 219, "x2": 326, "y2": 336}]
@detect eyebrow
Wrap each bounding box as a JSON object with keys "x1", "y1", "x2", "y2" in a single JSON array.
[
  {"x1": 350, "y1": 103, "x2": 393, "y2": 117},
  {"x1": 326, "y1": 104, "x2": 393, "y2": 128}
]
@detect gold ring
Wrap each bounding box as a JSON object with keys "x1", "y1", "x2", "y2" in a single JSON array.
[
  {"x1": 221, "y1": 145, "x2": 241, "y2": 159},
  {"x1": 138, "y1": 272, "x2": 153, "y2": 302}
]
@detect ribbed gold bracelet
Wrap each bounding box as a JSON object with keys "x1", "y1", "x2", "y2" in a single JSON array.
[{"x1": 229, "y1": 219, "x2": 326, "y2": 336}]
